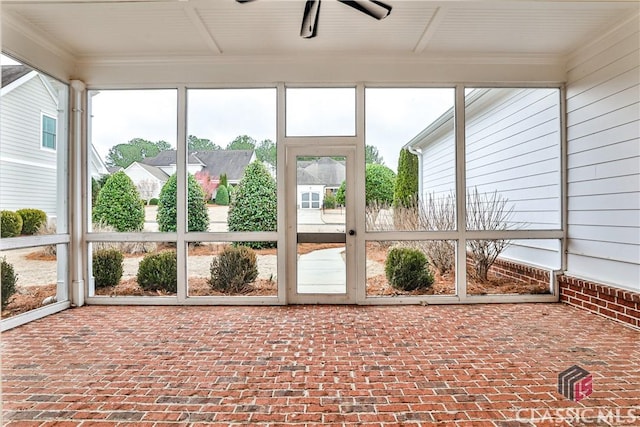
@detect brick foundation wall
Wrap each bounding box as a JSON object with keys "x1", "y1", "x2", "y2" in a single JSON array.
[
  {"x1": 489, "y1": 259, "x2": 550, "y2": 289},
  {"x1": 559, "y1": 276, "x2": 640, "y2": 329}
]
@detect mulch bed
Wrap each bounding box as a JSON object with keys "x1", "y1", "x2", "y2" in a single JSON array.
[{"x1": 5, "y1": 243, "x2": 548, "y2": 319}]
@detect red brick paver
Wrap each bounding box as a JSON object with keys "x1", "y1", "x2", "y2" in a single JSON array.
[{"x1": 2, "y1": 304, "x2": 639, "y2": 426}]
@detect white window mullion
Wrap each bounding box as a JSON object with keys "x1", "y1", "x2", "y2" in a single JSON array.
[{"x1": 176, "y1": 86, "x2": 187, "y2": 302}]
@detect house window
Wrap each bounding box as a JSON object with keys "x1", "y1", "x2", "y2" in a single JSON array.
[
  {"x1": 42, "y1": 114, "x2": 56, "y2": 150},
  {"x1": 301, "y1": 192, "x2": 321, "y2": 209}
]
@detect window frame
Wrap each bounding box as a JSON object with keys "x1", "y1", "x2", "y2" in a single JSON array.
[{"x1": 41, "y1": 112, "x2": 57, "y2": 151}]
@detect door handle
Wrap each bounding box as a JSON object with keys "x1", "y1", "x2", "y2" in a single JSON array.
[{"x1": 348, "y1": 229, "x2": 356, "y2": 236}]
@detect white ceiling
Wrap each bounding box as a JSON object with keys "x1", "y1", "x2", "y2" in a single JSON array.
[{"x1": 2, "y1": 0, "x2": 637, "y2": 64}]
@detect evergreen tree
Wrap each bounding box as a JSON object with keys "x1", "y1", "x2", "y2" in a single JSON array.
[
  {"x1": 227, "y1": 161, "x2": 277, "y2": 248},
  {"x1": 393, "y1": 148, "x2": 419, "y2": 207}
]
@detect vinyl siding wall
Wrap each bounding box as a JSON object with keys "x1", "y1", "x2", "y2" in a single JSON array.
[
  {"x1": 417, "y1": 88, "x2": 562, "y2": 269},
  {"x1": 565, "y1": 14, "x2": 640, "y2": 292},
  {"x1": 0, "y1": 75, "x2": 59, "y2": 218}
]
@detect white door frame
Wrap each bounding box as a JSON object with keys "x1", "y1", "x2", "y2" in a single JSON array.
[{"x1": 285, "y1": 142, "x2": 357, "y2": 304}]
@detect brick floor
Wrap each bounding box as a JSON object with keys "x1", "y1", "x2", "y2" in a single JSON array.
[{"x1": 2, "y1": 304, "x2": 639, "y2": 426}]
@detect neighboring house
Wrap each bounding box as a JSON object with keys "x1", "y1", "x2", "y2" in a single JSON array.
[
  {"x1": 296, "y1": 157, "x2": 345, "y2": 209},
  {"x1": 0, "y1": 65, "x2": 107, "y2": 220},
  {"x1": 405, "y1": 88, "x2": 562, "y2": 269},
  {"x1": 123, "y1": 161, "x2": 168, "y2": 200},
  {"x1": 125, "y1": 149, "x2": 257, "y2": 198}
]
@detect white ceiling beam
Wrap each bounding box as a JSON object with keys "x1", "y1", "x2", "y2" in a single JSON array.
[
  {"x1": 413, "y1": 6, "x2": 447, "y2": 54},
  {"x1": 182, "y1": 4, "x2": 222, "y2": 55}
]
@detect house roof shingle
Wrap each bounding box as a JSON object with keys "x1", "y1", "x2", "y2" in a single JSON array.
[
  {"x1": 2, "y1": 65, "x2": 33, "y2": 87},
  {"x1": 142, "y1": 150, "x2": 203, "y2": 167},
  {"x1": 297, "y1": 157, "x2": 345, "y2": 187},
  {"x1": 195, "y1": 150, "x2": 254, "y2": 181},
  {"x1": 142, "y1": 149, "x2": 255, "y2": 181},
  {"x1": 136, "y1": 162, "x2": 169, "y2": 181}
]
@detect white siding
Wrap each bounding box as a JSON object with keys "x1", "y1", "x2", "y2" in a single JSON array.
[
  {"x1": 417, "y1": 88, "x2": 562, "y2": 269},
  {"x1": 565, "y1": 14, "x2": 640, "y2": 292},
  {"x1": 0, "y1": 75, "x2": 59, "y2": 217},
  {"x1": 123, "y1": 163, "x2": 165, "y2": 199}
]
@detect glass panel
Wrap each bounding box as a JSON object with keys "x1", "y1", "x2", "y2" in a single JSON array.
[
  {"x1": 297, "y1": 155, "x2": 347, "y2": 294},
  {"x1": 187, "y1": 242, "x2": 277, "y2": 297},
  {"x1": 0, "y1": 54, "x2": 70, "y2": 318},
  {"x1": 286, "y1": 88, "x2": 356, "y2": 136},
  {"x1": 89, "y1": 89, "x2": 177, "y2": 232},
  {"x1": 366, "y1": 240, "x2": 456, "y2": 297},
  {"x1": 466, "y1": 239, "x2": 559, "y2": 295},
  {"x1": 465, "y1": 88, "x2": 561, "y2": 230},
  {"x1": 88, "y1": 241, "x2": 177, "y2": 297},
  {"x1": 297, "y1": 243, "x2": 346, "y2": 294},
  {"x1": 1, "y1": 244, "x2": 68, "y2": 318},
  {"x1": 365, "y1": 88, "x2": 456, "y2": 231},
  {"x1": 187, "y1": 89, "x2": 277, "y2": 232},
  {"x1": 0, "y1": 57, "x2": 68, "y2": 234}
]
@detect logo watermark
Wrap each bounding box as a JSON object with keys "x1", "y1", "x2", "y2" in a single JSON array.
[{"x1": 558, "y1": 364, "x2": 592, "y2": 402}]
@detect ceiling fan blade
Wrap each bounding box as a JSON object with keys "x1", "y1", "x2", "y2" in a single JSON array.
[
  {"x1": 236, "y1": 0, "x2": 256, "y2": 3},
  {"x1": 337, "y1": 0, "x2": 391, "y2": 20},
  {"x1": 300, "y1": 0, "x2": 321, "y2": 39}
]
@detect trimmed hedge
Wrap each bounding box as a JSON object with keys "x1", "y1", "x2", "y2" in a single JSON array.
[
  {"x1": 227, "y1": 161, "x2": 277, "y2": 249},
  {"x1": 93, "y1": 248, "x2": 124, "y2": 288},
  {"x1": 137, "y1": 251, "x2": 177, "y2": 293},
  {"x1": 215, "y1": 184, "x2": 229, "y2": 206},
  {"x1": 17, "y1": 209, "x2": 47, "y2": 235},
  {"x1": 1, "y1": 211, "x2": 23, "y2": 238},
  {"x1": 209, "y1": 245, "x2": 258, "y2": 294},
  {"x1": 93, "y1": 171, "x2": 145, "y2": 232},
  {"x1": 157, "y1": 174, "x2": 209, "y2": 232},
  {"x1": 1, "y1": 257, "x2": 18, "y2": 309},
  {"x1": 385, "y1": 247, "x2": 434, "y2": 291}
]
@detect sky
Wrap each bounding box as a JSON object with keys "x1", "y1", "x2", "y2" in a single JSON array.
[
  {"x1": 3, "y1": 53, "x2": 453, "y2": 172},
  {"x1": 90, "y1": 87, "x2": 453, "y2": 172}
]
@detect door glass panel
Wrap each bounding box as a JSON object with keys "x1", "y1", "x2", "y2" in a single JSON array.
[
  {"x1": 286, "y1": 88, "x2": 356, "y2": 136},
  {"x1": 296, "y1": 156, "x2": 346, "y2": 294}
]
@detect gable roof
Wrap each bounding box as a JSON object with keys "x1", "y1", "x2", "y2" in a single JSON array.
[
  {"x1": 142, "y1": 150, "x2": 203, "y2": 167},
  {"x1": 195, "y1": 150, "x2": 255, "y2": 181},
  {"x1": 1, "y1": 65, "x2": 33, "y2": 87},
  {"x1": 297, "y1": 157, "x2": 345, "y2": 187},
  {"x1": 135, "y1": 162, "x2": 170, "y2": 181},
  {"x1": 142, "y1": 149, "x2": 255, "y2": 181}
]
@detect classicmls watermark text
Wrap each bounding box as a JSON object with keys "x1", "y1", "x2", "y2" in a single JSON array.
[
  {"x1": 514, "y1": 366, "x2": 638, "y2": 425},
  {"x1": 516, "y1": 408, "x2": 638, "y2": 425},
  {"x1": 558, "y1": 364, "x2": 593, "y2": 401}
]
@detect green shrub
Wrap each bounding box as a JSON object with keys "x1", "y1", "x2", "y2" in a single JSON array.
[
  {"x1": 334, "y1": 164, "x2": 396, "y2": 207},
  {"x1": 393, "y1": 149, "x2": 419, "y2": 208},
  {"x1": 366, "y1": 163, "x2": 396, "y2": 206},
  {"x1": 227, "y1": 161, "x2": 277, "y2": 249},
  {"x1": 323, "y1": 193, "x2": 336, "y2": 209},
  {"x1": 1, "y1": 257, "x2": 18, "y2": 309},
  {"x1": 220, "y1": 173, "x2": 228, "y2": 188},
  {"x1": 91, "y1": 177, "x2": 101, "y2": 207},
  {"x1": 335, "y1": 182, "x2": 346, "y2": 206},
  {"x1": 1, "y1": 211, "x2": 23, "y2": 238},
  {"x1": 215, "y1": 185, "x2": 229, "y2": 206},
  {"x1": 149, "y1": 198, "x2": 159, "y2": 206},
  {"x1": 92, "y1": 171, "x2": 145, "y2": 232},
  {"x1": 16, "y1": 209, "x2": 47, "y2": 235},
  {"x1": 137, "y1": 251, "x2": 177, "y2": 293},
  {"x1": 385, "y1": 247, "x2": 434, "y2": 291},
  {"x1": 228, "y1": 184, "x2": 235, "y2": 203},
  {"x1": 92, "y1": 249, "x2": 124, "y2": 288},
  {"x1": 157, "y1": 174, "x2": 209, "y2": 232},
  {"x1": 209, "y1": 246, "x2": 258, "y2": 294}
]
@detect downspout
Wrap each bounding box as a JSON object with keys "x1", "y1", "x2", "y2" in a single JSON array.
[{"x1": 70, "y1": 80, "x2": 86, "y2": 307}]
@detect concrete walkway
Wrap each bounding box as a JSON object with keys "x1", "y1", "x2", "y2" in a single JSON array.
[{"x1": 297, "y1": 247, "x2": 346, "y2": 294}]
